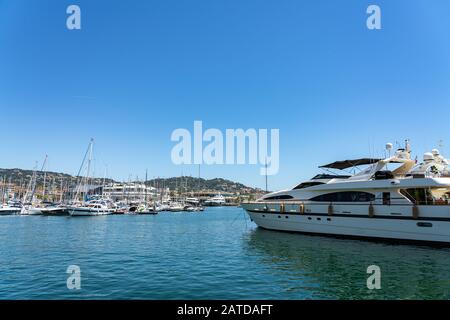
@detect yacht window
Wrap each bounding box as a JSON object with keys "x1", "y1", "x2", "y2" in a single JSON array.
[
  {"x1": 400, "y1": 188, "x2": 450, "y2": 205},
  {"x1": 309, "y1": 191, "x2": 375, "y2": 202},
  {"x1": 264, "y1": 195, "x2": 294, "y2": 200},
  {"x1": 293, "y1": 182, "x2": 325, "y2": 190},
  {"x1": 417, "y1": 222, "x2": 433, "y2": 228},
  {"x1": 382, "y1": 192, "x2": 391, "y2": 205},
  {"x1": 374, "y1": 171, "x2": 394, "y2": 180}
]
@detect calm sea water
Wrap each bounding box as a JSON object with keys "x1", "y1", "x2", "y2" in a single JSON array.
[{"x1": 1, "y1": 207, "x2": 450, "y2": 299}]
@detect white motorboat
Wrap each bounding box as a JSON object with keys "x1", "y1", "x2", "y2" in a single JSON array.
[
  {"x1": 159, "y1": 203, "x2": 171, "y2": 211},
  {"x1": 242, "y1": 141, "x2": 450, "y2": 244},
  {"x1": 204, "y1": 194, "x2": 226, "y2": 206},
  {"x1": 113, "y1": 201, "x2": 129, "y2": 214},
  {"x1": 185, "y1": 197, "x2": 203, "y2": 212},
  {"x1": 0, "y1": 201, "x2": 22, "y2": 215},
  {"x1": 185, "y1": 197, "x2": 200, "y2": 205},
  {"x1": 40, "y1": 205, "x2": 69, "y2": 216},
  {"x1": 20, "y1": 205, "x2": 43, "y2": 215},
  {"x1": 185, "y1": 206, "x2": 202, "y2": 212},
  {"x1": 168, "y1": 201, "x2": 185, "y2": 212},
  {"x1": 69, "y1": 200, "x2": 115, "y2": 216},
  {"x1": 136, "y1": 203, "x2": 160, "y2": 215},
  {"x1": 0, "y1": 207, "x2": 20, "y2": 215}
]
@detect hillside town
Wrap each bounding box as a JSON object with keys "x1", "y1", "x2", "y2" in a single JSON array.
[{"x1": 0, "y1": 166, "x2": 265, "y2": 215}]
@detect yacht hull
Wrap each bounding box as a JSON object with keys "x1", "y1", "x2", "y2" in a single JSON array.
[
  {"x1": 68, "y1": 208, "x2": 113, "y2": 216},
  {"x1": 204, "y1": 202, "x2": 225, "y2": 207},
  {"x1": 138, "y1": 210, "x2": 159, "y2": 215},
  {"x1": 41, "y1": 208, "x2": 69, "y2": 216},
  {"x1": 0, "y1": 208, "x2": 21, "y2": 215},
  {"x1": 20, "y1": 208, "x2": 43, "y2": 215},
  {"x1": 242, "y1": 203, "x2": 450, "y2": 244}
]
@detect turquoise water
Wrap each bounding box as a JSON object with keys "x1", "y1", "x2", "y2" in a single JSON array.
[{"x1": 1, "y1": 207, "x2": 450, "y2": 299}]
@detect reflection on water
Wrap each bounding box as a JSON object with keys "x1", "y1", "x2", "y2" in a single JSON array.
[
  {"x1": 0, "y1": 208, "x2": 449, "y2": 299},
  {"x1": 244, "y1": 228, "x2": 450, "y2": 299}
]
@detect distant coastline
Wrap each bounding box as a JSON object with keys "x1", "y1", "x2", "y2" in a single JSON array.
[{"x1": 0, "y1": 168, "x2": 265, "y2": 203}]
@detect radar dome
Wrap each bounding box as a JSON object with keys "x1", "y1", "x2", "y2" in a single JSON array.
[
  {"x1": 432, "y1": 149, "x2": 440, "y2": 156},
  {"x1": 423, "y1": 152, "x2": 434, "y2": 161}
]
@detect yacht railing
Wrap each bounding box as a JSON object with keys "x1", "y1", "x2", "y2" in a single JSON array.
[{"x1": 241, "y1": 200, "x2": 450, "y2": 206}]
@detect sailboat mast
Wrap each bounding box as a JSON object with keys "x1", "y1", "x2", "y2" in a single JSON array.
[
  {"x1": 41, "y1": 155, "x2": 48, "y2": 200},
  {"x1": 85, "y1": 139, "x2": 94, "y2": 201},
  {"x1": 60, "y1": 177, "x2": 64, "y2": 203},
  {"x1": 72, "y1": 138, "x2": 94, "y2": 203},
  {"x1": 30, "y1": 162, "x2": 37, "y2": 202},
  {"x1": 145, "y1": 169, "x2": 148, "y2": 204},
  {"x1": 101, "y1": 165, "x2": 107, "y2": 197},
  {"x1": 1, "y1": 176, "x2": 4, "y2": 204}
]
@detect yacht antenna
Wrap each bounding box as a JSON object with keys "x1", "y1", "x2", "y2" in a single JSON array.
[
  {"x1": 439, "y1": 139, "x2": 444, "y2": 153},
  {"x1": 385, "y1": 143, "x2": 393, "y2": 158},
  {"x1": 265, "y1": 157, "x2": 268, "y2": 193}
]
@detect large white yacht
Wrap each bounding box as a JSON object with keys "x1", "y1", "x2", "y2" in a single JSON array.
[
  {"x1": 204, "y1": 194, "x2": 226, "y2": 206},
  {"x1": 241, "y1": 141, "x2": 450, "y2": 244}
]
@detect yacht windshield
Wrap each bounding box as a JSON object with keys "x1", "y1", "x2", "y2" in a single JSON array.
[
  {"x1": 293, "y1": 182, "x2": 324, "y2": 190},
  {"x1": 400, "y1": 187, "x2": 450, "y2": 205}
]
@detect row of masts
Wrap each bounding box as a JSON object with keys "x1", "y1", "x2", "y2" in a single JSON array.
[{"x1": 1, "y1": 139, "x2": 226, "y2": 206}]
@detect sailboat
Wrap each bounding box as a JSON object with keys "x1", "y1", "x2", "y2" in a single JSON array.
[
  {"x1": 68, "y1": 139, "x2": 115, "y2": 216},
  {"x1": 20, "y1": 156, "x2": 48, "y2": 215},
  {"x1": 136, "y1": 170, "x2": 159, "y2": 214},
  {"x1": 41, "y1": 176, "x2": 70, "y2": 216}
]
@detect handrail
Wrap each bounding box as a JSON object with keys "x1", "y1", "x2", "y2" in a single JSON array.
[{"x1": 241, "y1": 200, "x2": 450, "y2": 206}]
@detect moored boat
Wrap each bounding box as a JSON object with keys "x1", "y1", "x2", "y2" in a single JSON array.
[
  {"x1": 20, "y1": 205, "x2": 43, "y2": 215},
  {"x1": 136, "y1": 203, "x2": 160, "y2": 215},
  {"x1": 204, "y1": 194, "x2": 226, "y2": 206},
  {"x1": 0, "y1": 201, "x2": 22, "y2": 215},
  {"x1": 69, "y1": 200, "x2": 114, "y2": 216},
  {"x1": 241, "y1": 141, "x2": 450, "y2": 244},
  {"x1": 168, "y1": 201, "x2": 185, "y2": 212},
  {"x1": 40, "y1": 205, "x2": 69, "y2": 216}
]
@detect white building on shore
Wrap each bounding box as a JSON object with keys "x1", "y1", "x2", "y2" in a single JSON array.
[{"x1": 102, "y1": 183, "x2": 157, "y2": 203}]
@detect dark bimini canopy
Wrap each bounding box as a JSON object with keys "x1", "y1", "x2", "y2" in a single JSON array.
[{"x1": 319, "y1": 158, "x2": 382, "y2": 170}]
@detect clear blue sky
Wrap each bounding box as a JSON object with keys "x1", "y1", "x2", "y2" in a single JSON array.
[{"x1": 1, "y1": 0, "x2": 450, "y2": 190}]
